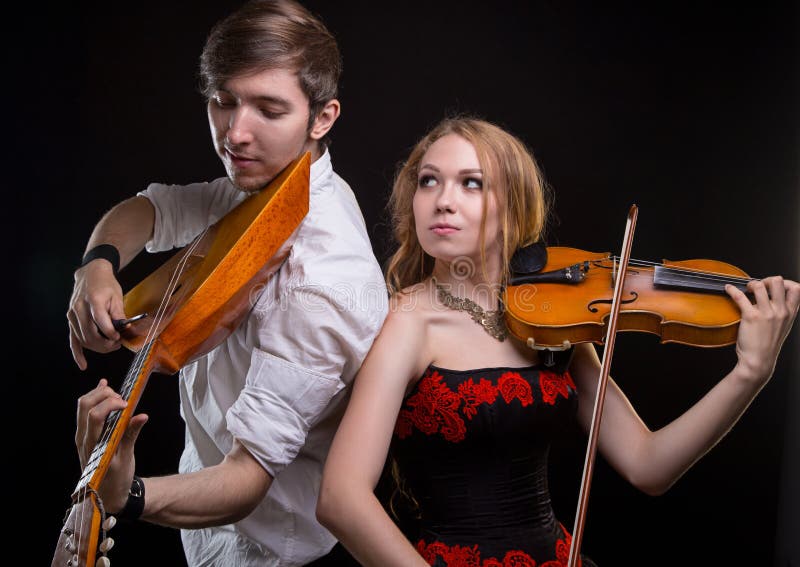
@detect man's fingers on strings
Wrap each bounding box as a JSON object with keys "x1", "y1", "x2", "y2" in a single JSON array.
[{"x1": 77, "y1": 379, "x2": 125, "y2": 421}]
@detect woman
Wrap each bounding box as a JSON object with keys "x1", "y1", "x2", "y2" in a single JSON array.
[{"x1": 316, "y1": 117, "x2": 799, "y2": 566}]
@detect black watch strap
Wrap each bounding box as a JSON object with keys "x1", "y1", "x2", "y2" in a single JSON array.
[{"x1": 117, "y1": 475, "x2": 145, "y2": 521}]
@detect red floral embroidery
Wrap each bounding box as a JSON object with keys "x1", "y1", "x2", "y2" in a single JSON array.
[
  {"x1": 417, "y1": 539, "x2": 451, "y2": 564},
  {"x1": 553, "y1": 524, "x2": 581, "y2": 567},
  {"x1": 555, "y1": 538, "x2": 569, "y2": 564},
  {"x1": 539, "y1": 370, "x2": 575, "y2": 405},
  {"x1": 396, "y1": 367, "x2": 574, "y2": 442},
  {"x1": 458, "y1": 378, "x2": 499, "y2": 419},
  {"x1": 448, "y1": 544, "x2": 482, "y2": 566},
  {"x1": 395, "y1": 414, "x2": 414, "y2": 439},
  {"x1": 498, "y1": 372, "x2": 534, "y2": 406},
  {"x1": 502, "y1": 550, "x2": 537, "y2": 566},
  {"x1": 395, "y1": 370, "x2": 466, "y2": 442},
  {"x1": 416, "y1": 540, "x2": 541, "y2": 567}
]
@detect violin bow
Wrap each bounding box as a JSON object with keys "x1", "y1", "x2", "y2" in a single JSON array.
[{"x1": 567, "y1": 204, "x2": 638, "y2": 566}]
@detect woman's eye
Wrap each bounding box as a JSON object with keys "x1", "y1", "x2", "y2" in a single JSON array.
[
  {"x1": 418, "y1": 175, "x2": 437, "y2": 188},
  {"x1": 463, "y1": 177, "x2": 483, "y2": 190}
]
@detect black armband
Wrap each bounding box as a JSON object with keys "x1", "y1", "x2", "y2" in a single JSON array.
[{"x1": 79, "y1": 244, "x2": 120, "y2": 277}]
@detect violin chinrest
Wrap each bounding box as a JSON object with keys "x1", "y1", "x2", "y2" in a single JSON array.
[{"x1": 510, "y1": 241, "x2": 548, "y2": 275}]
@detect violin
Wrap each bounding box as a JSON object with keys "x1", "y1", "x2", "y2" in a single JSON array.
[
  {"x1": 502, "y1": 205, "x2": 756, "y2": 566},
  {"x1": 504, "y1": 241, "x2": 753, "y2": 352}
]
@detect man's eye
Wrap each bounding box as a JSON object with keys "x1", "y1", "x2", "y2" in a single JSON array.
[{"x1": 259, "y1": 108, "x2": 286, "y2": 119}]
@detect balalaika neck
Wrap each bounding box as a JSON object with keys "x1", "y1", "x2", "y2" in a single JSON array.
[{"x1": 73, "y1": 341, "x2": 157, "y2": 499}]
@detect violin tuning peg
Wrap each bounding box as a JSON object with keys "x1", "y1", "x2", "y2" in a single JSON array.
[
  {"x1": 99, "y1": 537, "x2": 115, "y2": 553},
  {"x1": 102, "y1": 516, "x2": 117, "y2": 531},
  {"x1": 96, "y1": 557, "x2": 111, "y2": 567}
]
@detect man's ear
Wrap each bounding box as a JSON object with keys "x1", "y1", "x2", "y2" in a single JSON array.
[{"x1": 309, "y1": 99, "x2": 341, "y2": 140}]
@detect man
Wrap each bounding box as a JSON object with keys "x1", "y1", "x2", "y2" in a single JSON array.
[{"x1": 66, "y1": 1, "x2": 388, "y2": 564}]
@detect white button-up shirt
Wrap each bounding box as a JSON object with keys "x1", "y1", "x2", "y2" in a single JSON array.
[{"x1": 139, "y1": 150, "x2": 388, "y2": 566}]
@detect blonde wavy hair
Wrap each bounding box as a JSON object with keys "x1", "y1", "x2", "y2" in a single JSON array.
[{"x1": 385, "y1": 116, "x2": 551, "y2": 293}]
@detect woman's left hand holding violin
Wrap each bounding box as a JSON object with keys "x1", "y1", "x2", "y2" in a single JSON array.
[{"x1": 726, "y1": 276, "x2": 800, "y2": 388}]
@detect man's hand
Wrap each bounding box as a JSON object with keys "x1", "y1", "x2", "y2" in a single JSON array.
[
  {"x1": 67, "y1": 261, "x2": 128, "y2": 370},
  {"x1": 76, "y1": 379, "x2": 148, "y2": 513}
]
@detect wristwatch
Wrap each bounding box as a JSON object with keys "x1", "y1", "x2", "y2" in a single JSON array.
[{"x1": 117, "y1": 475, "x2": 145, "y2": 521}]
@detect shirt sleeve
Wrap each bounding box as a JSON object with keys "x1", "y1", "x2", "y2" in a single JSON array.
[
  {"x1": 225, "y1": 282, "x2": 386, "y2": 477},
  {"x1": 137, "y1": 178, "x2": 246, "y2": 252}
]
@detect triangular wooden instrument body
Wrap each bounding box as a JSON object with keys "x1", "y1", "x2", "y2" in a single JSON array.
[{"x1": 52, "y1": 153, "x2": 310, "y2": 567}]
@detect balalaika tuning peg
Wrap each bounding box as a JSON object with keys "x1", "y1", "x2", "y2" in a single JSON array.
[
  {"x1": 99, "y1": 537, "x2": 114, "y2": 553},
  {"x1": 96, "y1": 556, "x2": 111, "y2": 567},
  {"x1": 102, "y1": 516, "x2": 117, "y2": 531}
]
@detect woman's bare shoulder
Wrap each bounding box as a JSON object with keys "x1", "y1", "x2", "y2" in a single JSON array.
[{"x1": 388, "y1": 279, "x2": 438, "y2": 322}]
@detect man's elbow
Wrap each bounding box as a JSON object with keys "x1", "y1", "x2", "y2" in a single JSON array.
[{"x1": 216, "y1": 442, "x2": 273, "y2": 524}]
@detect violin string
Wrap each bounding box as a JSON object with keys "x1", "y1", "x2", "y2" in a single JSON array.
[
  {"x1": 657, "y1": 267, "x2": 751, "y2": 286},
  {"x1": 623, "y1": 257, "x2": 752, "y2": 282},
  {"x1": 623, "y1": 258, "x2": 752, "y2": 281},
  {"x1": 610, "y1": 256, "x2": 754, "y2": 285}
]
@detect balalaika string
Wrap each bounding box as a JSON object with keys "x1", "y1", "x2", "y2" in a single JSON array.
[{"x1": 73, "y1": 229, "x2": 208, "y2": 563}]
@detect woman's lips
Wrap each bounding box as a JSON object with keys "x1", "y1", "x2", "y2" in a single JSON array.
[{"x1": 431, "y1": 224, "x2": 459, "y2": 235}]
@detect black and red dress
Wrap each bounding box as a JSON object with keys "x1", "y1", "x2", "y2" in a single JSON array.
[{"x1": 391, "y1": 362, "x2": 596, "y2": 567}]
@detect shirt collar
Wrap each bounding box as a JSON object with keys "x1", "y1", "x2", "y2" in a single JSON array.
[{"x1": 309, "y1": 148, "x2": 332, "y2": 193}]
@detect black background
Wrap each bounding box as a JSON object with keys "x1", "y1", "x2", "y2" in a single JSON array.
[{"x1": 10, "y1": 2, "x2": 798, "y2": 566}]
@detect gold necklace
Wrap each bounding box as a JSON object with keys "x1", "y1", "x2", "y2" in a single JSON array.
[{"x1": 433, "y1": 277, "x2": 508, "y2": 342}]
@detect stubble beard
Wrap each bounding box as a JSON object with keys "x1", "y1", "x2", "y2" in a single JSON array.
[{"x1": 226, "y1": 164, "x2": 269, "y2": 194}]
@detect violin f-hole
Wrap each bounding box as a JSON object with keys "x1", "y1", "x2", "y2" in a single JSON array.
[{"x1": 587, "y1": 291, "x2": 639, "y2": 313}]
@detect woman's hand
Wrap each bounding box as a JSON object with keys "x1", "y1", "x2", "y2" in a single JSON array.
[{"x1": 726, "y1": 276, "x2": 800, "y2": 386}]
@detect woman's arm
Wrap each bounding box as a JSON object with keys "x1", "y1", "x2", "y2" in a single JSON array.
[
  {"x1": 317, "y1": 296, "x2": 431, "y2": 567},
  {"x1": 571, "y1": 276, "x2": 800, "y2": 495}
]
